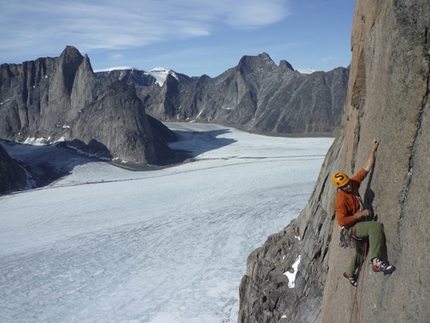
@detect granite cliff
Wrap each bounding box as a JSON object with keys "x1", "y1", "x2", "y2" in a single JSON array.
[
  {"x1": 238, "y1": 0, "x2": 430, "y2": 322},
  {"x1": 0, "y1": 47, "x2": 180, "y2": 192},
  {"x1": 0, "y1": 46, "x2": 176, "y2": 168}
]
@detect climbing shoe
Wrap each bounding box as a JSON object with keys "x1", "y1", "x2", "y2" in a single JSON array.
[
  {"x1": 343, "y1": 272, "x2": 358, "y2": 287},
  {"x1": 372, "y1": 258, "x2": 393, "y2": 273}
]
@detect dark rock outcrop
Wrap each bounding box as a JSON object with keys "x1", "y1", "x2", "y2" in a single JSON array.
[
  {"x1": 0, "y1": 46, "x2": 176, "y2": 168},
  {"x1": 0, "y1": 144, "x2": 27, "y2": 193},
  {"x1": 107, "y1": 53, "x2": 349, "y2": 137},
  {"x1": 238, "y1": 0, "x2": 430, "y2": 322}
]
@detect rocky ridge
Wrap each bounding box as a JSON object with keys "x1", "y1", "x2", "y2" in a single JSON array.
[
  {"x1": 102, "y1": 53, "x2": 349, "y2": 137},
  {"x1": 1, "y1": 47, "x2": 348, "y2": 193},
  {"x1": 0, "y1": 46, "x2": 176, "y2": 168},
  {"x1": 237, "y1": 1, "x2": 430, "y2": 322},
  {"x1": 0, "y1": 46, "x2": 183, "y2": 194}
]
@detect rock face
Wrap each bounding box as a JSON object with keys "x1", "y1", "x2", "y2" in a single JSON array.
[
  {"x1": 0, "y1": 46, "x2": 176, "y2": 167},
  {"x1": 0, "y1": 144, "x2": 27, "y2": 193},
  {"x1": 238, "y1": 1, "x2": 430, "y2": 322},
  {"x1": 108, "y1": 53, "x2": 349, "y2": 136}
]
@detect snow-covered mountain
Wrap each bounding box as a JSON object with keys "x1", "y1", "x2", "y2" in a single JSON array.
[
  {"x1": 109, "y1": 53, "x2": 349, "y2": 136},
  {"x1": 0, "y1": 122, "x2": 333, "y2": 323},
  {"x1": 149, "y1": 67, "x2": 179, "y2": 86},
  {"x1": 95, "y1": 66, "x2": 181, "y2": 86}
]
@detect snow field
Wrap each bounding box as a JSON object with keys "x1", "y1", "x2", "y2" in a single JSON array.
[{"x1": 0, "y1": 123, "x2": 333, "y2": 323}]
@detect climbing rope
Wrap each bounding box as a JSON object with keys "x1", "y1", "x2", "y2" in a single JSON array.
[
  {"x1": 348, "y1": 241, "x2": 368, "y2": 323},
  {"x1": 349, "y1": 279, "x2": 358, "y2": 323},
  {"x1": 356, "y1": 242, "x2": 368, "y2": 323}
]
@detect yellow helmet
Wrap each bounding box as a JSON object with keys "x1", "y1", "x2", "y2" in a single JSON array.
[{"x1": 331, "y1": 172, "x2": 350, "y2": 188}]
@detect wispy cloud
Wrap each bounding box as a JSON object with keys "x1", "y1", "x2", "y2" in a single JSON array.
[
  {"x1": 109, "y1": 53, "x2": 124, "y2": 61},
  {"x1": 0, "y1": 0, "x2": 290, "y2": 62},
  {"x1": 322, "y1": 56, "x2": 337, "y2": 62}
]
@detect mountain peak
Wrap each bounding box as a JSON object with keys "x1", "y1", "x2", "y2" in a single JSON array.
[
  {"x1": 279, "y1": 59, "x2": 294, "y2": 72},
  {"x1": 237, "y1": 53, "x2": 277, "y2": 73},
  {"x1": 60, "y1": 46, "x2": 84, "y2": 61},
  {"x1": 149, "y1": 67, "x2": 176, "y2": 86}
]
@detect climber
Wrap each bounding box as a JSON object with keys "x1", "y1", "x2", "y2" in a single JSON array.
[{"x1": 332, "y1": 139, "x2": 393, "y2": 287}]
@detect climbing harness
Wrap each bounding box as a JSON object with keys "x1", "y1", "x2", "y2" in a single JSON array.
[
  {"x1": 339, "y1": 227, "x2": 355, "y2": 249},
  {"x1": 339, "y1": 226, "x2": 364, "y2": 249}
]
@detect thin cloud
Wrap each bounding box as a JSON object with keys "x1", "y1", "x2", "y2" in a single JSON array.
[
  {"x1": 223, "y1": 0, "x2": 289, "y2": 27},
  {"x1": 109, "y1": 54, "x2": 124, "y2": 61},
  {"x1": 322, "y1": 56, "x2": 337, "y2": 62},
  {"x1": 0, "y1": 0, "x2": 290, "y2": 62}
]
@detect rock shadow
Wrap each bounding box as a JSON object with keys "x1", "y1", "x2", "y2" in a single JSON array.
[
  {"x1": 167, "y1": 128, "x2": 237, "y2": 159},
  {"x1": 0, "y1": 140, "x2": 110, "y2": 190},
  {"x1": 1, "y1": 127, "x2": 237, "y2": 192}
]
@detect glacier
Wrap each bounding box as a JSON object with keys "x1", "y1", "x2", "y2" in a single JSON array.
[{"x1": 0, "y1": 122, "x2": 333, "y2": 323}]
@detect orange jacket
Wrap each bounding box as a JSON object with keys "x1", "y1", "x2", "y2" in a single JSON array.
[{"x1": 334, "y1": 168, "x2": 367, "y2": 228}]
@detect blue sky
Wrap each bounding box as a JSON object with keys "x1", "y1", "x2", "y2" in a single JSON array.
[{"x1": 1, "y1": 0, "x2": 355, "y2": 77}]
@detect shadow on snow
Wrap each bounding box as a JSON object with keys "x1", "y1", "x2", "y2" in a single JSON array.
[
  {"x1": 1, "y1": 127, "x2": 237, "y2": 192},
  {"x1": 168, "y1": 128, "x2": 237, "y2": 159}
]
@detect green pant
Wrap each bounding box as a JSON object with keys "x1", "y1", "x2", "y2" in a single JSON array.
[{"x1": 346, "y1": 221, "x2": 386, "y2": 277}]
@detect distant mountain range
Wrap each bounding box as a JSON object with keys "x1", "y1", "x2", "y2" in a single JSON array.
[
  {"x1": 98, "y1": 53, "x2": 349, "y2": 136},
  {"x1": 0, "y1": 46, "x2": 349, "y2": 193}
]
